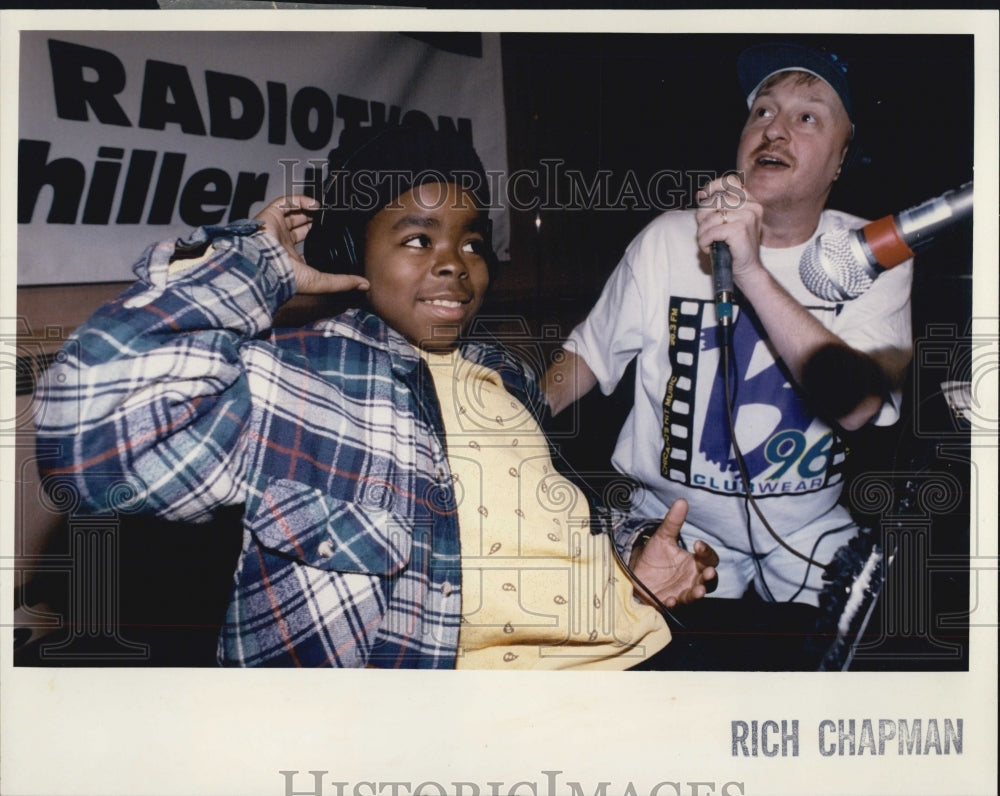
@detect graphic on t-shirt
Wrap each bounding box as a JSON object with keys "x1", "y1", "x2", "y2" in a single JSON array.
[{"x1": 660, "y1": 296, "x2": 845, "y2": 497}]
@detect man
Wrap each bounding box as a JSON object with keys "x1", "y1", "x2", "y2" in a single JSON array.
[{"x1": 543, "y1": 42, "x2": 913, "y2": 607}]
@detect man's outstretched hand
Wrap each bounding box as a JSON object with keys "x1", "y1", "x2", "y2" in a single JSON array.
[
  {"x1": 253, "y1": 194, "x2": 370, "y2": 295},
  {"x1": 629, "y1": 499, "x2": 719, "y2": 608}
]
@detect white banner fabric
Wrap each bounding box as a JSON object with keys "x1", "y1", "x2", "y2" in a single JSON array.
[{"x1": 17, "y1": 30, "x2": 509, "y2": 285}]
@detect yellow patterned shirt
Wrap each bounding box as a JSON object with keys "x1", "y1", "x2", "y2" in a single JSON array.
[{"x1": 422, "y1": 349, "x2": 671, "y2": 670}]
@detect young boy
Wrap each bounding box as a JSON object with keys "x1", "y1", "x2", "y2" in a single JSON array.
[{"x1": 35, "y1": 126, "x2": 716, "y2": 668}]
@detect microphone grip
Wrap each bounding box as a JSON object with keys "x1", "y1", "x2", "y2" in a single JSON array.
[
  {"x1": 896, "y1": 180, "x2": 974, "y2": 246},
  {"x1": 711, "y1": 241, "x2": 734, "y2": 308},
  {"x1": 711, "y1": 241, "x2": 734, "y2": 347},
  {"x1": 864, "y1": 180, "x2": 976, "y2": 269}
]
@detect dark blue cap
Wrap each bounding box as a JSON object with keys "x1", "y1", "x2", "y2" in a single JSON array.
[{"x1": 737, "y1": 42, "x2": 853, "y2": 121}]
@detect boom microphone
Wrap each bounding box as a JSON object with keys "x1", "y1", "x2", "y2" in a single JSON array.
[{"x1": 799, "y1": 181, "x2": 973, "y2": 301}]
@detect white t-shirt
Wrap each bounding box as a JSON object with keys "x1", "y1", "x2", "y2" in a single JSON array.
[{"x1": 567, "y1": 209, "x2": 912, "y2": 563}]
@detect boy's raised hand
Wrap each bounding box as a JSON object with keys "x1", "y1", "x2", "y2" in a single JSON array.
[
  {"x1": 630, "y1": 499, "x2": 720, "y2": 609},
  {"x1": 253, "y1": 195, "x2": 370, "y2": 295}
]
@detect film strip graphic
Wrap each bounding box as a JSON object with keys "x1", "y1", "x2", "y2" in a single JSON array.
[
  {"x1": 659, "y1": 296, "x2": 851, "y2": 493},
  {"x1": 659, "y1": 297, "x2": 704, "y2": 484}
]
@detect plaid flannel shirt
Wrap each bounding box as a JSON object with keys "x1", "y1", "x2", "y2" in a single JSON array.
[{"x1": 35, "y1": 222, "x2": 653, "y2": 668}]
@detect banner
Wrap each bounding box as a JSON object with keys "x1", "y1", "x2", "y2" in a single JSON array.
[{"x1": 16, "y1": 30, "x2": 509, "y2": 284}]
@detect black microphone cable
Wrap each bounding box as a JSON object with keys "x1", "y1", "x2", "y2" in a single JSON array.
[{"x1": 715, "y1": 280, "x2": 833, "y2": 603}]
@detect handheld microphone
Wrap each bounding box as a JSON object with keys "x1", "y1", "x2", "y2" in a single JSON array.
[
  {"x1": 711, "y1": 241, "x2": 734, "y2": 347},
  {"x1": 799, "y1": 181, "x2": 973, "y2": 301}
]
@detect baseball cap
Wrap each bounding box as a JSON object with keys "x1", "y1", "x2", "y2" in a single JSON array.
[{"x1": 737, "y1": 41, "x2": 853, "y2": 121}]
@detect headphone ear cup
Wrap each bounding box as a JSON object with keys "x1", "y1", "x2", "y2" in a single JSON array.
[
  {"x1": 304, "y1": 212, "x2": 363, "y2": 275},
  {"x1": 339, "y1": 225, "x2": 361, "y2": 273}
]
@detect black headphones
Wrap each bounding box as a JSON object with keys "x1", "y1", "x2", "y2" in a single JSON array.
[
  {"x1": 304, "y1": 195, "x2": 364, "y2": 275},
  {"x1": 304, "y1": 125, "x2": 500, "y2": 278},
  {"x1": 303, "y1": 128, "x2": 393, "y2": 276}
]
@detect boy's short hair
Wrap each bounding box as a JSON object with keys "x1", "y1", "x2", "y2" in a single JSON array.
[{"x1": 305, "y1": 124, "x2": 497, "y2": 277}]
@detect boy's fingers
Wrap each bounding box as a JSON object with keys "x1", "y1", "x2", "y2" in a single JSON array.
[
  {"x1": 299, "y1": 271, "x2": 369, "y2": 295},
  {"x1": 693, "y1": 540, "x2": 720, "y2": 567},
  {"x1": 273, "y1": 193, "x2": 320, "y2": 213},
  {"x1": 653, "y1": 498, "x2": 688, "y2": 543}
]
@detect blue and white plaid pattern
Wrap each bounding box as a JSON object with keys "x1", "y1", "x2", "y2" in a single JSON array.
[{"x1": 35, "y1": 222, "x2": 651, "y2": 667}]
